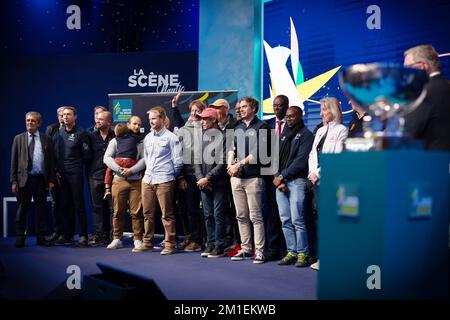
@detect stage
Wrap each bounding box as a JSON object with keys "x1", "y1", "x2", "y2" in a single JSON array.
[{"x1": 0, "y1": 237, "x2": 317, "y2": 300}]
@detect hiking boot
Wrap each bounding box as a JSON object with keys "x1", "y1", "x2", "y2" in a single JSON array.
[
  {"x1": 231, "y1": 249, "x2": 253, "y2": 261},
  {"x1": 277, "y1": 252, "x2": 297, "y2": 266},
  {"x1": 107, "y1": 239, "x2": 123, "y2": 249},
  {"x1": 295, "y1": 253, "x2": 311, "y2": 268},
  {"x1": 184, "y1": 242, "x2": 202, "y2": 252},
  {"x1": 201, "y1": 244, "x2": 214, "y2": 257}
]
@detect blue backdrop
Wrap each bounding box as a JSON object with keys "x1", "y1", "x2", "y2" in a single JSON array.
[
  {"x1": 0, "y1": 51, "x2": 198, "y2": 236},
  {"x1": 263, "y1": 0, "x2": 450, "y2": 129}
]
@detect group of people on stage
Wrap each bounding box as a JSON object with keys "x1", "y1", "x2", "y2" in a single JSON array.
[{"x1": 10, "y1": 45, "x2": 450, "y2": 270}]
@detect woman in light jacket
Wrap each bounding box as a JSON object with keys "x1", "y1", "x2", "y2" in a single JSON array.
[{"x1": 308, "y1": 97, "x2": 348, "y2": 270}]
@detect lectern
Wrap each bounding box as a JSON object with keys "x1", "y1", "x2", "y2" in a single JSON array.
[{"x1": 318, "y1": 151, "x2": 449, "y2": 299}]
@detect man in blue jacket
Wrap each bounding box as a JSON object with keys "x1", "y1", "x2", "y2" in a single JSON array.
[{"x1": 272, "y1": 106, "x2": 314, "y2": 267}]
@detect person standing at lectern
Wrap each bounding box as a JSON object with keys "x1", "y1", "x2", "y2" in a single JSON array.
[
  {"x1": 403, "y1": 44, "x2": 450, "y2": 151},
  {"x1": 11, "y1": 112, "x2": 55, "y2": 248}
]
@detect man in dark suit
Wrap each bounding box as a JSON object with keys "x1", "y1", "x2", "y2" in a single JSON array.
[
  {"x1": 262, "y1": 95, "x2": 290, "y2": 261},
  {"x1": 10, "y1": 111, "x2": 55, "y2": 248},
  {"x1": 404, "y1": 45, "x2": 450, "y2": 151}
]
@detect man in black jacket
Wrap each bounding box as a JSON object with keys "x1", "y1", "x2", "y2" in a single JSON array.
[
  {"x1": 87, "y1": 111, "x2": 115, "y2": 246},
  {"x1": 10, "y1": 112, "x2": 55, "y2": 248},
  {"x1": 404, "y1": 45, "x2": 450, "y2": 151},
  {"x1": 272, "y1": 106, "x2": 314, "y2": 267},
  {"x1": 53, "y1": 106, "x2": 92, "y2": 246},
  {"x1": 45, "y1": 107, "x2": 65, "y2": 242}
]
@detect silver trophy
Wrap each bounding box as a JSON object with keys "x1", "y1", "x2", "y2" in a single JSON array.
[{"x1": 339, "y1": 63, "x2": 428, "y2": 150}]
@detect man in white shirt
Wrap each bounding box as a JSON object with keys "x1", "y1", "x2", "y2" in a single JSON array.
[{"x1": 134, "y1": 106, "x2": 183, "y2": 254}]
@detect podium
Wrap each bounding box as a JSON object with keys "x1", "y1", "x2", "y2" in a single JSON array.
[{"x1": 317, "y1": 150, "x2": 449, "y2": 299}]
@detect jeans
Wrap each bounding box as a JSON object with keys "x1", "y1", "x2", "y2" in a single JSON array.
[
  {"x1": 200, "y1": 186, "x2": 227, "y2": 248},
  {"x1": 275, "y1": 178, "x2": 309, "y2": 255}
]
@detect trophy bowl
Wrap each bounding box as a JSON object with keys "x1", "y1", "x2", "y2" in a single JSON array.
[{"x1": 339, "y1": 63, "x2": 428, "y2": 150}]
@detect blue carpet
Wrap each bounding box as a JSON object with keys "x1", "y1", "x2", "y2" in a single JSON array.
[{"x1": 0, "y1": 237, "x2": 317, "y2": 300}]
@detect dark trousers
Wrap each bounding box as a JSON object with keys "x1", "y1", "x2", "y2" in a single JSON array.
[
  {"x1": 305, "y1": 184, "x2": 318, "y2": 258},
  {"x1": 60, "y1": 173, "x2": 88, "y2": 238},
  {"x1": 88, "y1": 177, "x2": 112, "y2": 238},
  {"x1": 201, "y1": 186, "x2": 227, "y2": 248},
  {"x1": 224, "y1": 180, "x2": 240, "y2": 246},
  {"x1": 262, "y1": 177, "x2": 286, "y2": 257},
  {"x1": 179, "y1": 175, "x2": 203, "y2": 244},
  {"x1": 49, "y1": 183, "x2": 63, "y2": 236},
  {"x1": 15, "y1": 175, "x2": 47, "y2": 239}
]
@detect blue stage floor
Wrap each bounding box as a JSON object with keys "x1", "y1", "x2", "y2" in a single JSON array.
[{"x1": 0, "y1": 237, "x2": 317, "y2": 300}]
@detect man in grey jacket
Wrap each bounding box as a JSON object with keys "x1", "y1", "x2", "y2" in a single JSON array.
[{"x1": 194, "y1": 108, "x2": 228, "y2": 258}]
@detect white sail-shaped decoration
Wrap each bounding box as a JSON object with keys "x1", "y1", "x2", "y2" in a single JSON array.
[{"x1": 263, "y1": 40, "x2": 304, "y2": 110}]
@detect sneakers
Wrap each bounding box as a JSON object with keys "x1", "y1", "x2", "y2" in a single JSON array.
[
  {"x1": 103, "y1": 189, "x2": 111, "y2": 200},
  {"x1": 295, "y1": 253, "x2": 311, "y2": 268},
  {"x1": 310, "y1": 260, "x2": 320, "y2": 270},
  {"x1": 48, "y1": 233, "x2": 60, "y2": 243},
  {"x1": 133, "y1": 239, "x2": 143, "y2": 249},
  {"x1": 231, "y1": 249, "x2": 253, "y2": 261},
  {"x1": 201, "y1": 244, "x2": 215, "y2": 257},
  {"x1": 278, "y1": 252, "x2": 297, "y2": 265},
  {"x1": 184, "y1": 242, "x2": 202, "y2": 252},
  {"x1": 208, "y1": 246, "x2": 225, "y2": 258},
  {"x1": 253, "y1": 252, "x2": 265, "y2": 264},
  {"x1": 54, "y1": 235, "x2": 73, "y2": 246},
  {"x1": 161, "y1": 247, "x2": 176, "y2": 255},
  {"x1": 225, "y1": 243, "x2": 242, "y2": 257},
  {"x1": 88, "y1": 235, "x2": 108, "y2": 247},
  {"x1": 178, "y1": 236, "x2": 191, "y2": 249},
  {"x1": 77, "y1": 236, "x2": 89, "y2": 247},
  {"x1": 107, "y1": 239, "x2": 123, "y2": 249},
  {"x1": 132, "y1": 242, "x2": 153, "y2": 252}
]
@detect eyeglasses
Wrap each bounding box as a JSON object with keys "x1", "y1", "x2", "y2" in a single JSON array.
[
  {"x1": 286, "y1": 114, "x2": 296, "y2": 119},
  {"x1": 273, "y1": 103, "x2": 282, "y2": 107}
]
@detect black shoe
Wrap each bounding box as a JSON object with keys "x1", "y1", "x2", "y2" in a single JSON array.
[
  {"x1": 54, "y1": 236, "x2": 73, "y2": 246},
  {"x1": 201, "y1": 244, "x2": 215, "y2": 257},
  {"x1": 48, "y1": 233, "x2": 60, "y2": 242},
  {"x1": 88, "y1": 235, "x2": 107, "y2": 247},
  {"x1": 265, "y1": 251, "x2": 282, "y2": 262},
  {"x1": 76, "y1": 236, "x2": 89, "y2": 247},
  {"x1": 15, "y1": 237, "x2": 25, "y2": 248},
  {"x1": 208, "y1": 246, "x2": 225, "y2": 258},
  {"x1": 36, "y1": 237, "x2": 53, "y2": 247}
]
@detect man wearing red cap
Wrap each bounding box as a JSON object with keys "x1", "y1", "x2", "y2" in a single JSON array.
[{"x1": 194, "y1": 108, "x2": 228, "y2": 258}]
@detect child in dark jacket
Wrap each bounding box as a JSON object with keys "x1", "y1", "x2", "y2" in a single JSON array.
[{"x1": 103, "y1": 123, "x2": 140, "y2": 199}]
